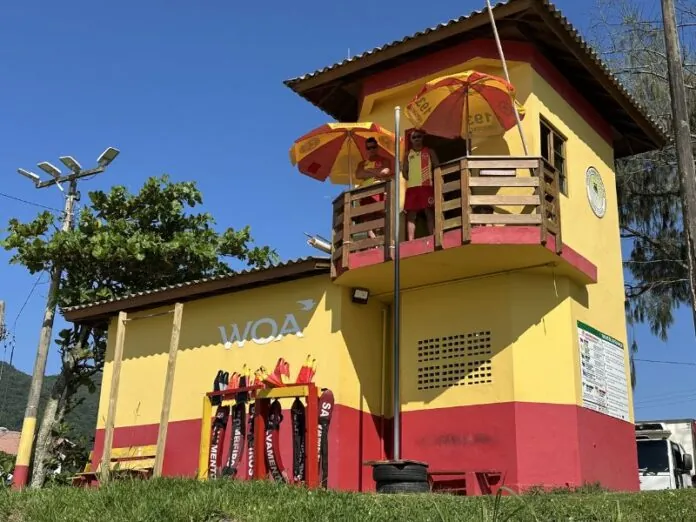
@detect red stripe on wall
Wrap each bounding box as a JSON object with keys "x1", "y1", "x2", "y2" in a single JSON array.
[
  {"x1": 400, "y1": 402, "x2": 637, "y2": 492},
  {"x1": 91, "y1": 401, "x2": 637, "y2": 492},
  {"x1": 91, "y1": 405, "x2": 385, "y2": 491},
  {"x1": 360, "y1": 39, "x2": 613, "y2": 145}
]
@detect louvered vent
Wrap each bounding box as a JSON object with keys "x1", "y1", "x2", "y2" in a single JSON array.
[{"x1": 417, "y1": 331, "x2": 493, "y2": 390}]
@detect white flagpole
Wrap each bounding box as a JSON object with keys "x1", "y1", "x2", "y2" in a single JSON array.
[{"x1": 485, "y1": 0, "x2": 529, "y2": 155}]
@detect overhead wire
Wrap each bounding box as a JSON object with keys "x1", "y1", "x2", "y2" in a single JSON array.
[
  {"x1": 634, "y1": 358, "x2": 696, "y2": 367},
  {"x1": 0, "y1": 191, "x2": 63, "y2": 213},
  {"x1": 0, "y1": 273, "x2": 45, "y2": 424}
]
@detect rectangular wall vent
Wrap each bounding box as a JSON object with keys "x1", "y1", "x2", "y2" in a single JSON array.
[{"x1": 417, "y1": 331, "x2": 493, "y2": 390}]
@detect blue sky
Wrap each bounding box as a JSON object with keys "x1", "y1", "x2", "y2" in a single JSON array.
[{"x1": 0, "y1": 0, "x2": 690, "y2": 420}]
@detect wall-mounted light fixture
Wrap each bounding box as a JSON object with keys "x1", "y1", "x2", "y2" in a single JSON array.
[{"x1": 351, "y1": 287, "x2": 370, "y2": 305}]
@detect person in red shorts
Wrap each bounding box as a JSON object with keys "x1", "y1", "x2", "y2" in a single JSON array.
[
  {"x1": 403, "y1": 129, "x2": 439, "y2": 241},
  {"x1": 355, "y1": 137, "x2": 393, "y2": 239}
]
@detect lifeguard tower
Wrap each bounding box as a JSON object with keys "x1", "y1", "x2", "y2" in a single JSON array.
[
  {"x1": 285, "y1": 0, "x2": 665, "y2": 491},
  {"x1": 62, "y1": 0, "x2": 666, "y2": 495}
]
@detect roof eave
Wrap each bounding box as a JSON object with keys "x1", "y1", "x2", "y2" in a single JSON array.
[
  {"x1": 284, "y1": 0, "x2": 667, "y2": 156},
  {"x1": 283, "y1": 0, "x2": 531, "y2": 95},
  {"x1": 529, "y1": 2, "x2": 667, "y2": 153},
  {"x1": 62, "y1": 258, "x2": 332, "y2": 324}
]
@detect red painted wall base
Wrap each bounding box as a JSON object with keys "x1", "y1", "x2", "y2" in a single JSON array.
[{"x1": 90, "y1": 401, "x2": 638, "y2": 493}]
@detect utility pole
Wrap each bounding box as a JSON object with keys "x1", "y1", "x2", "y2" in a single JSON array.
[
  {"x1": 662, "y1": 0, "x2": 696, "y2": 333},
  {"x1": 12, "y1": 147, "x2": 120, "y2": 490},
  {"x1": 0, "y1": 301, "x2": 5, "y2": 343}
]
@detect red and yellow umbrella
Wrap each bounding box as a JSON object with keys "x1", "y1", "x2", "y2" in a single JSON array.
[
  {"x1": 289, "y1": 122, "x2": 396, "y2": 186},
  {"x1": 405, "y1": 70, "x2": 525, "y2": 140}
]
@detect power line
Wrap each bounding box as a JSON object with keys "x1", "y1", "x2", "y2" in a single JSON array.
[
  {"x1": 634, "y1": 358, "x2": 696, "y2": 367},
  {"x1": 0, "y1": 191, "x2": 62, "y2": 213},
  {"x1": 12, "y1": 274, "x2": 44, "y2": 330},
  {"x1": 635, "y1": 394, "x2": 696, "y2": 409},
  {"x1": 0, "y1": 273, "x2": 44, "y2": 423}
]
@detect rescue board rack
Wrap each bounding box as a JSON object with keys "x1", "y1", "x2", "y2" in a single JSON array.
[{"x1": 197, "y1": 383, "x2": 320, "y2": 488}]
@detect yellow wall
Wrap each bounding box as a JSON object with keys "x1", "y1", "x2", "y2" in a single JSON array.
[
  {"x1": 529, "y1": 70, "x2": 633, "y2": 420},
  {"x1": 357, "y1": 53, "x2": 632, "y2": 419},
  {"x1": 399, "y1": 273, "x2": 578, "y2": 412},
  {"x1": 96, "y1": 275, "x2": 387, "y2": 430}
]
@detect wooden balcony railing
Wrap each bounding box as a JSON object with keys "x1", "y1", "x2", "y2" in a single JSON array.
[{"x1": 331, "y1": 156, "x2": 562, "y2": 275}]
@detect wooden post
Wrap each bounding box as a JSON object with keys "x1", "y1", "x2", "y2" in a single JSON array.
[
  {"x1": 460, "y1": 160, "x2": 471, "y2": 243},
  {"x1": 662, "y1": 0, "x2": 696, "y2": 332},
  {"x1": 341, "y1": 192, "x2": 352, "y2": 269},
  {"x1": 552, "y1": 168, "x2": 563, "y2": 254},
  {"x1": 383, "y1": 181, "x2": 393, "y2": 261},
  {"x1": 100, "y1": 311, "x2": 128, "y2": 483},
  {"x1": 331, "y1": 195, "x2": 344, "y2": 278},
  {"x1": 153, "y1": 303, "x2": 184, "y2": 478},
  {"x1": 433, "y1": 167, "x2": 444, "y2": 248},
  {"x1": 197, "y1": 395, "x2": 213, "y2": 480},
  {"x1": 537, "y1": 159, "x2": 548, "y2": 246}
]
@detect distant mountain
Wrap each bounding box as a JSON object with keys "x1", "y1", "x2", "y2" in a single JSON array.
[{"x1": 0, "y1": 363, "x2": 101, "y2": 442}]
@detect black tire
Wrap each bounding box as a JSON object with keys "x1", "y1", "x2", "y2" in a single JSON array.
[
  {"x1": 376, "y1": 480, "x2": 430, "y2": 494},
  {"x1": 373, "y1": 463, "x2": 428, "y2": 483}
]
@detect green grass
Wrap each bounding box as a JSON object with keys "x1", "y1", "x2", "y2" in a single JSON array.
[{"x1": 2, "y1": 478, "x2": 696, "y2": 522}]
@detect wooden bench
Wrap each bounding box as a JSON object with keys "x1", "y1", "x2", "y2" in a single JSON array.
[
  {"x1": 72, "y1": 445, "x2": 156, "y2": 487},
  {"x1": 428, "y1": 470, "x2": 503, "y2": 496}
]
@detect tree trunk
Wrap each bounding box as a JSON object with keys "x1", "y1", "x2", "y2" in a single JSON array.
[
  {"x1": 29, "y1": 372, "x2": 68, "y2": 488},
  {"x1": 29, "y1": 325, "x2": 89, "y2": 488}
]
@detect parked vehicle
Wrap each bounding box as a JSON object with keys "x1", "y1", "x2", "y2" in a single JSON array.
[{"x1": 636, "y1": 420, "x2": 695, "y2": 490}]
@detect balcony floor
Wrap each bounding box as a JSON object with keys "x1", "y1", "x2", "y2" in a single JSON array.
[{"x1": 333, "y1": 226, "x2": 597, "y2": 296}]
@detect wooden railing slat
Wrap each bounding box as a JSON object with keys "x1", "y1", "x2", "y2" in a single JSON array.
[
  {"x1": 351, "y1": 201, "x2": 385, "y2": 218},
  {"x1": 442, "y1": 179, "x2": 462, "y2": 193},
  {"x1": 349, "y1": 183, "x2": 388, "y2": 200},
  {"x1": 466, "y1": 158, "x2": 541, "y2": 169},
  {"x1": 470, "y1": 214, "x2": 542, "y2": 225},
  {"x1": 350, "y1": 218, "x2": 386, "y2": 235},
  {"x1": 443, "y1": 216, "x2": 462, "y2": 230},
  {"x1": 440, "y1": 163, "x2": 462, "y2": 175},
  {"x1": 469, "y1": 177, "x2": 539, "y2": 187},
  {"x1": 442, "y1": 198, "x2": 463, "y2": 212},
  {"x1": 470, "y1": 195, "x2": 540, "y2": 206},
  {"x1": 349, "y1": 236, "x2": 384, "y2": 251}
]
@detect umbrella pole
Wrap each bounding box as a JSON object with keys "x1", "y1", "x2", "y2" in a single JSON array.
[
  {"x1": 485, "y1": 0, "x2": 529, "y2": 156},
  {"x1": 348, "y1": 137, "x2": 354, "y2": 187},
  {"x1": 466, "y1": 91, "x2": 471, "y2": 155},
  {"x1": 392, "y1": 106, "x2": 402, "y2": 461}
]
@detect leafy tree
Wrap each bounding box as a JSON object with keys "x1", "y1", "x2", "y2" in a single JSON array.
[
  {"x1": 2, "y1": 175, "x2": 277, "y2": 487},
  {"x1": 590, "y1": 0, "x2": 696, "y2": 347}
]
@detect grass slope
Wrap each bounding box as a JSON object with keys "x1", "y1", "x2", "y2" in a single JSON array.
[
  {"x1": 0, "y1": 363, "x2": 100, "y2": 440},
  {"x1": 2, "y1": 479, "x2": 696, "y2": 522}
]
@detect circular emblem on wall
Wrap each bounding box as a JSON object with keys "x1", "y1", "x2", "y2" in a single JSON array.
[{"x1": 585, "y1": 166, "x2": 607, "y2": 218}]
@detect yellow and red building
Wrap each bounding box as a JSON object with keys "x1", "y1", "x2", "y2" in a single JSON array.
[{"x1": 64, "y1": 0, "x2": 665, "y2": 492}]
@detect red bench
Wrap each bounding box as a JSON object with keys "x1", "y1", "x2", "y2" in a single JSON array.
[{"x1": 428, "y1": 470, "x2": 503, "y2": 496}]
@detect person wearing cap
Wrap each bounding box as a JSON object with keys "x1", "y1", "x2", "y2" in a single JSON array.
[{"x1": 355, "y1": 137, "x2": 393, "y2": 239}]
